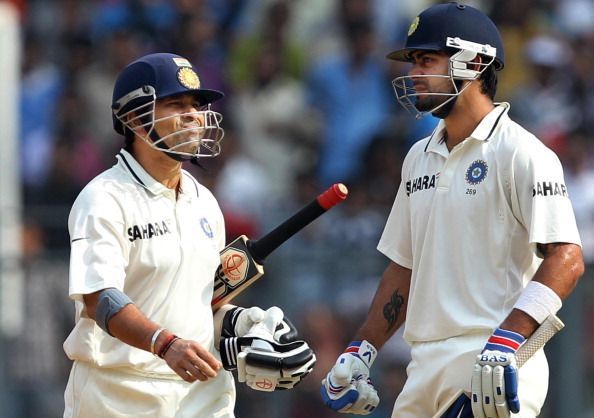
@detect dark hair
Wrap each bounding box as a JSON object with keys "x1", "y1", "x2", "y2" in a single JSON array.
[{"x1": 479, "y1": 64, "x2": 498, "y2": 100}]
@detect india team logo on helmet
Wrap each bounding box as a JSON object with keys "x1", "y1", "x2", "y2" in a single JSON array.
[
  {"x1": 465, "y1": 160, "x2": 488, "y2": 185},
  {"x1": 177, "y1": 67, "x2": 201, "y2": 90},
  {"x1": 408, "y1": 16, "x2": 419, "y2": 36}
]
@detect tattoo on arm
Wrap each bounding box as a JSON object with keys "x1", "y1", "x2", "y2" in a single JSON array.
[{"x1": 383, "y1": 289, "x2": 405, "y2": 332}]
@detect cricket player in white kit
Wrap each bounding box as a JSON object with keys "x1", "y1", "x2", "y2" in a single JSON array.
[
  {"x1": 63, "y1": 53, "x2": 315, "y2": 418},
  {"x1": 320, "y1": 3, "x2": 584, "y2": 418}
]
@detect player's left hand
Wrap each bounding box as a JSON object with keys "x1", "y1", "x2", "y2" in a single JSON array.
[
  {"x1": 320, "y1": 340, "x2": 380, "y2": 415},
  {"x1": 471, "y1": 328, "x2": 526, "y2": 418},
  {"x1": 220, "y1": 336, "x2": 316, "y2": 391},
  {"x1": 220, "y1": 306, "x2": 315, "y2": 391}
]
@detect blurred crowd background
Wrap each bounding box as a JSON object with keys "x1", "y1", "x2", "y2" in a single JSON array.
[{"x1": 1, "y1": 0, "x2": 593, "y2": 417}]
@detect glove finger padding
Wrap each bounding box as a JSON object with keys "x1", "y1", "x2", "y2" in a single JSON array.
[
  {"x1": 493, "y1": 366, "x2": 510, "y2": 418},
  {"x1": 504, "y1": 366, "x2": 520, "y2": 413},
  {"x1": 472, "y1": 349, "x2": 520, "y2": 418},
  {"x1": 222, "y1": 306, "x2": 300, "y2": 343},
  {"x1": 321, "y1": 373, "x2": 379, "y2": 415},
  {"x1": 481, "y1": 365, "x2": 497, "y2": 417},
  {"x1": 274, "y1": 315, "x2": 299, "y2": 343},
  {"x1": 471, "y1": 364, "x2": 487, "y2": 418},
  {"x1": 232, "y1": 306, "x2": 268, "y2": 338},
  {"x1": 220, "y1": 336, "x2": 316, "y2": 391},
  {"x1": 349, "y1": 378, "x2": 379, "y2": 414}
]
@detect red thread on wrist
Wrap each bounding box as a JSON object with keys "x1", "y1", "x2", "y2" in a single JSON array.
[{"x1": 158, "y1": 334, "x2": 179, "y2": 359}]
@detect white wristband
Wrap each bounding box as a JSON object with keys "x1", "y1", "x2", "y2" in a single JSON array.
[
  {"x1": 150, "y1": 328, "x2": 165, "y2": 355},
  {"x1": 513, "y1": 281, "x2": 562, "y2": 324}
]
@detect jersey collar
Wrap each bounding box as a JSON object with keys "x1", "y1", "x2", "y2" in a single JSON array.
[
  {"x1": 468, "y1": 102, "x2": 509, "y2": 142},
  {"x1": 117, "y1": 149, "x2": 193, "y2": 198},
  {"x1": 424, "y1": 103, "x2": 510, "y2": 155}
]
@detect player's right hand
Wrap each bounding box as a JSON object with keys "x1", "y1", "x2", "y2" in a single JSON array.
[
  {"x1": 163, "y1": 338, "x2": 222, "y2": 383},
  {"x1": 471, "y1": 328, "x2": 525, "y2": 418},
  {"x1": 320, "y1": 340, "x2": 380, "y2": 415}
]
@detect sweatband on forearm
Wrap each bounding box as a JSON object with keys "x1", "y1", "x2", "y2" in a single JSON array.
[
  {"x1": 96, "y1": 288, "x2": 134, "y2": 336},
  {"x1": 513, "y1": 281, "x2": 562, "y2": 324}
]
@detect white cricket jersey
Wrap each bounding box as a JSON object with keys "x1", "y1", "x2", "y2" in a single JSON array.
[
  {"x1": 64, "y1": 149, "x2": 226, "y2": 376},
  {"x1": 378, "y1": 103, "x2": 581, "y2": 344}
]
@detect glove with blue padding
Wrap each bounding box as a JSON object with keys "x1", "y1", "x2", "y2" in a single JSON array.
[
  {"x1": 471, "y1": 328, "x2": 526, "y2": 418},
  {"x1": 321, "y1": 340, "x2": 380, "y2": 415}
]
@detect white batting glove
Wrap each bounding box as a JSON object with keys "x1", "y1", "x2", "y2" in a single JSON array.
[
  {"x1": 221, "y1": 306, "x2": 298, "y2": 342},
  {"x1": 234, "y1": 306, "x2": 268, "y2": 337},
  {"x1": 471, "y1": 328, "x2": 526, "y2": 418},
  {"x1": 220, "y1": 307, "x2": 316, "y2": 392},
  {"x1": 321, "y1": 340, "x2": 380, "y2": 415},
  {"x1": 237, "y1": 339, "x2": 316, "y2": 391}
]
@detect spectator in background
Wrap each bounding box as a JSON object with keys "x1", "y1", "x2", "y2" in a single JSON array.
[
  {"x1": 20, "y1": 33, "x2": 63, "y2": 188},
  {"x1": 568, "y1": 33, "x2": 594, "y2": 134},
  {"x1": 306, "y1": 17, "x2": 392, "y2": 185},
  {"x1": 563, "y1": 131, "x2": 594, "y2": 264},
  {"x1": 75, "y1": 30, "x2": 143, "y2": 145},
  {"x1": 211, "y1": 126, "x2": 271, "y2": 241},
  {"x1": 228, "y1": 1, "x2": 306, "y2": 90},
  {"x1": 509, "y1": 34, "x2": 581, "y2": 156},
  {"x1": 9, "y1": 1, "x2": 594, "y2": 417},
  {"x1": 230, "y1": 43, "x2": 317, "y2": 200}
]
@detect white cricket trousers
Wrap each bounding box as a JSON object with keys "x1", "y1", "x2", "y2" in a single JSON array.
[
  {"x1": 391, "y1": 333, "x2": 548, "y2": 417},
  {"x1": 64, "y1": 361, "x2": 236, "y2": 418}
]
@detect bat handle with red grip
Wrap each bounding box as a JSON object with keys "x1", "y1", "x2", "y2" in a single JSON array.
[{"x1": 247, "y1": 183, "x2": 348, "y2": 264}]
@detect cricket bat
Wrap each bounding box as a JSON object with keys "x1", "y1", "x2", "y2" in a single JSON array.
[
  {"x1": 211, "y1": 183, "x2": 348, "y2": 310},
  {"x1": 433, "y1": 314, "x2": 565, "y2": 418}
]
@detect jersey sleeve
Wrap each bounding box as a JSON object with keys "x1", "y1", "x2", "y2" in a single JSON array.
[
  {"x1": 377, "y1": 170, "x2": 413, "y2": 269},
  {"x1": 68, "y1": 187, "x2": 129, "y2": 300},
  {"x1": 511, "y1": 141, "x2": 581, "y2": 248}
]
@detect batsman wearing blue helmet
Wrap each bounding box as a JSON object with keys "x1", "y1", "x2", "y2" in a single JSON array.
[
  {"x1": 320, "y1": 3, "x2": 584, "y2": 417},
  {"x1": 63, "y1": 53, "x2": 315, "y2": 418}
]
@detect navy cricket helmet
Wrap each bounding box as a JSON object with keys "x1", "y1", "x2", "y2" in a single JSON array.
[
  {"x1": 387, "y1": 2, "x2": 504, "y2": 70},
  {"x1": 387, "y1": 2, "x2": 504, "y2": 119},
  {"x1": 111, "y1": 53, "x2": 225, "y2": 160}
]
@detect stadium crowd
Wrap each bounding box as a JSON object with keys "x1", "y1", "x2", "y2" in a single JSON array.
[{"x1": 5, "y1": 0, "x2": 594, "y2": 417}]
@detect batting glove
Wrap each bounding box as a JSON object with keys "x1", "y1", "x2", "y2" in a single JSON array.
[
  {"x1": 220, "y1": 336, "x2": 316, "y2": 391},
  {"x1": 220, "y1": 306, "x2": 316, "y2": 391},
  {"x1": 222, "y1": 306, "x2": 298, "y2": 343},
  {"x1": 321, "y1": 340, "x2": 380, "y2": 415},
  {"x1": 471, "y1": 328, "x2": 526, "y2": 418}
]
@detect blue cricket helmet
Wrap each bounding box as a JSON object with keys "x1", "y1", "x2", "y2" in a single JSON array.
[
  {"x1": 111, "y1": 52, "x2": 224, "y2": 135},
  {"x1": 387, "y1": 2, "x2": 504, "y2": 70}
]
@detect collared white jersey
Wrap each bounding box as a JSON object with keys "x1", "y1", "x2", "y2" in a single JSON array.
[
  {"x1": 378, "y1": 103, "x2": 581, "y2": 344},
  {"x1": 64, "y1": 149, "x2": 226, "y2": 376}
]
